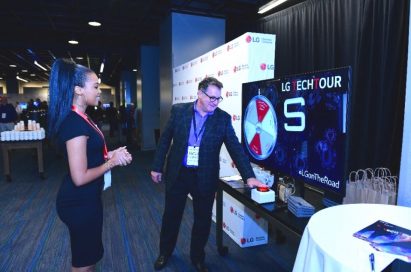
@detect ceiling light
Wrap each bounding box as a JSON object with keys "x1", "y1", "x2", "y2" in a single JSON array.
[
  {"x1": 258, "y1": 0, "x2": 289, "y2": 14},
  {"x1": 76, "y1": 56, "x2": 84, "y2": 60},
  {"x1": 22, "y1": 69, "x2": 28, "y2": 72},
  {"x1": 133, "y1": 69, "x2": 137, "y2": 72},
  {"x1": 0, "y1": 77, "x2": 3, "y2": 80},
  {"x1": 30, "y1": 74, "x2": 36, "y2": 76},
  {"x1": 88, "y1": 21, "x2": 101, "y2": 27},
  {"x1": 99, "y1": 62, "x2": 104, "y2": 73},
  {"x1": 9, "y1": 64, "x2": 17, "y2": 67},
  {"x1": 16, "y1": 76, "x2": 28, "y2": 82},
  {"x1": 68, "y1": 40, "x2": 79, "y2": 45},
  {"x1": 34, "y1": 61, "x2": 47, "y2": 71}
]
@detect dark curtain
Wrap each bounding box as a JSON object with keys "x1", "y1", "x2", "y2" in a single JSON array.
[{"x1": 256, "y1": 0, "x2": 409, "y2": 175}]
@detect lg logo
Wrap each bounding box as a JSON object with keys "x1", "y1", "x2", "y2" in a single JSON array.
[
  {"x1": 240, "y1": 237, "x2": 254, "y2": 244},
  {"x1": 260, "y1": 63, "x2": 274, "y2": 70},
  {"x1": 246, "y1": 35, "x2": 260, "y2": 43}
]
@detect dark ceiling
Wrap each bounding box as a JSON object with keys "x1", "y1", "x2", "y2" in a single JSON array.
[{"x1": 0, "y1": 0, "x2": 273, "y2": 86}]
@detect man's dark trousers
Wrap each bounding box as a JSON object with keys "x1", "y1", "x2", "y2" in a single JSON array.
[{"x1": 159, "y1": 166, "x2": 215, "y2": 263}]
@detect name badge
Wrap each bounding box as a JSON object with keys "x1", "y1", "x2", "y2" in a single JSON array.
[
  {"x1": 186, "y1": 146, "x2": 199, "y2": 166},
  {"x1": 104, "y1": 170, "x2": 112, "y2": 190},
  {"x1": 1, "y1": 113, "x2": 6, "y2": 119}
]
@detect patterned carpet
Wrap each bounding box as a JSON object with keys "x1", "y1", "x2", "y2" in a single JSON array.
[{"x1": 0, "y1": 138, "x2": 298, "y2": 272}]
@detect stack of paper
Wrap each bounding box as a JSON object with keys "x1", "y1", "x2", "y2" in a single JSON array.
[{"x1": 287, "y1": 196, "x2": 315, "y2": 217}]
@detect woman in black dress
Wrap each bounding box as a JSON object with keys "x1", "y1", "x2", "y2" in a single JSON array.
[{"x1": 48, "y1": 59, "x2": 132, "y2": 271}]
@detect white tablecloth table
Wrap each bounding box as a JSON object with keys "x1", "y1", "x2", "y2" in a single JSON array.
[{"x1": 293, "y1": 204, "x2": 411, "y2": 272}]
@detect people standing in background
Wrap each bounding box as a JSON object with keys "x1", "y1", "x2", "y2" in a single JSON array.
[
  {"x1": 86, "y1": 101, "x2": 104, "y2": 129},
  {"x1": 106, "y1": 102, "x2": 118, "y2": 137},
  {"x1": 15, "y1": 101, "x2": 23, "y2": 121},
  {"x1": 150, "y1": 77, "x2": 267, "y2": 272},
  {"x1": 48, "y1": 58, "x2": 132, "y2": 272},
  {"x1": 126, "y1": 103, "x2": 136, "y2": 145},
  {"x1": 0, "y1": 96, "x2": 17, "y2": 133}
]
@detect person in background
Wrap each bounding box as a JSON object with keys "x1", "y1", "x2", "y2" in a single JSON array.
[
  {"x1": 15, "y1": 101, "x2": 23, "y2": 121},
  {"x1": 86, "y1": 101, "x2": 104, "y2": 129},
  {"x1": 48, "y1": 58, "x2": 132, "y2": 272},
  {"x1": 106, "y1": 102, "x2": 118, "y2": 137},
  {"x1": 150, "y1": 77, "x2": 267, "y2": 272},
  {"x1": 0, "y1": 96, "x2": 17, "y2": 133},
  {"x1": 125, "y1": 103, "x2": 136, "y2": 145}
]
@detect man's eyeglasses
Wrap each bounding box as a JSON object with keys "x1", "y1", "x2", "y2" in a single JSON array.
[{"x1": 201, "y1": 90, "x2": 223, "y2": 103}]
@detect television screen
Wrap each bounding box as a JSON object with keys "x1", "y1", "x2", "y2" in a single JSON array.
[
  {"x1": 102, "y1": 103, "x2": 110, "y2": 109},
  {"x1": 19, "y1": 102, "x2": 27, "y2": 110},
  {"x1": 242, "y1": 67, "x2": 351, "y2": 196}
]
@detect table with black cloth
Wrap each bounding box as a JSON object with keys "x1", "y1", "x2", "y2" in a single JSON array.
[{"x1": 215, "y1": 179, "x2": 323, "y2": 256}]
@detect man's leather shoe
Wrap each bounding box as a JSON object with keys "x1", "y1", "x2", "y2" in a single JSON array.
[
  {"x1": 154, "y1": 255, "x2": 169, "y2": 270},
  {"x1": 192, "y1": 261, "x2": 209, "y2": 272}
]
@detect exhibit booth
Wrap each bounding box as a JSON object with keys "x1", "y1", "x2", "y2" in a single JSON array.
[{"x1": 172, "y1": 32, "x2": 275, "y2": 247}]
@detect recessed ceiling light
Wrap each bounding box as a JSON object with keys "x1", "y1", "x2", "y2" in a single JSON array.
[
  {"x1": 0, "y1": 77, "x2": 3, "y2": 80},
  {"x1": 30, "y1": 74, "x2": 36, "y2": 76},
  {"x1": 9, "y1": 64, "x2": 17, "y2": 67},
  {"x1": 258, "y1": 0, "x2": 289, "y2": 14},
  {"x1": 16, "y1": 75, "x2": 28, "y2": 82},
  {"x1": 88, "y1": 21, "x2": 101, "y2": 27},
  {"x1": 22, "y1": 69, "x2": 28, "y2": 72},
  {"x1": 34, "y1": 61, "x2": 47, "y2": 71},
  {"x1": 68, "y1": 40, "x2": 79, "y2": 45},
  {"x1": 133, "y1": 69, "x2": 138, "y2": 72},
  {"x1": 76, "y1": 56, "x2": 84, "y2": 60}
]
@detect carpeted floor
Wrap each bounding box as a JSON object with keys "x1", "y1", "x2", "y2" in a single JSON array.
[{"x1": 0, "y1": 135, "x2": 299, "y2": 272}]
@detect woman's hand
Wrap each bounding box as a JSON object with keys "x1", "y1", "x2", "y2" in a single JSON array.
[{"x1": 109, "y1": 147, "x2": 132, "y2": 167}]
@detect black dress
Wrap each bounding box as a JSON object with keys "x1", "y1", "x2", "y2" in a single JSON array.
[{"x1": 56, "y1": 111, "x2": 105, "y2": 267}]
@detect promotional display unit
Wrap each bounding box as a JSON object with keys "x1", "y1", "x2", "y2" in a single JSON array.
[
  {"x1": 172, "y1": 32, "x2": 276, "y2": 247},
  {"x1": 242, "y1": 67, "x2": 351, "y2": 197}
]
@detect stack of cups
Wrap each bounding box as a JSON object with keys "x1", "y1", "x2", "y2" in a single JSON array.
[
  {"x1": 14, "y1": 121, "x2": 25, "y2": 131},
  {"x1": 1, "y1": 128, "x2": 46, "y2": 141}
]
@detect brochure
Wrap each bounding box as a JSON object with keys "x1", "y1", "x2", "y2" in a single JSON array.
[{"x1": 353, "y1": 220, "x2": 411, "y2": 261}]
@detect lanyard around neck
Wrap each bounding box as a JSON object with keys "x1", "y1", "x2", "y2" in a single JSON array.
[
  {"x1": 192, "y1": 108, "x2": 206, "y2": 144},
  {"x1": 71, "y1": 105, "x2": 108, "y2": 159}
]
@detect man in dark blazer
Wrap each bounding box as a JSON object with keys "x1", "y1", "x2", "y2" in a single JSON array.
[{"x1": 151, "y1": 77, "x2": 266, "y2": 272}]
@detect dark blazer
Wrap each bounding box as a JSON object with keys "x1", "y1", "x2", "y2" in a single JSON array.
[{"x1": 152, "y1": 102, "x2": 255, "y2": 194}]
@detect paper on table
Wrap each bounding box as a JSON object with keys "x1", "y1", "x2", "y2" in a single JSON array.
[
  {"x1": 353, "y1": 220, "x2": 411, "y2": 261},
  {"x1": 220, "y1": 175, "x2": 245, "y2": 188},
  {"x1": 220, "y1": 175, "x2": 242, "y2": 181}
]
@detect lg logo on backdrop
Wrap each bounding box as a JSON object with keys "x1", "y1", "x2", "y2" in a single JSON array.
[
  {"x1": 232, "y1": 115, "x2": 241, "y2": 121},
  {"x1": 246, "y1": 35, "x2": 260, "y2": 43},
  {"x1": 260, "y1": 63, "x2": 274, "y2": 70},
  {"x1": 225, "y1": 91, "x2": 239, "y2": 97}
]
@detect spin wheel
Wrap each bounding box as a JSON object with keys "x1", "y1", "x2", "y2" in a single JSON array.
[{"x1": 243, "y1": 95, "x2": 277, "y2": 160}]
